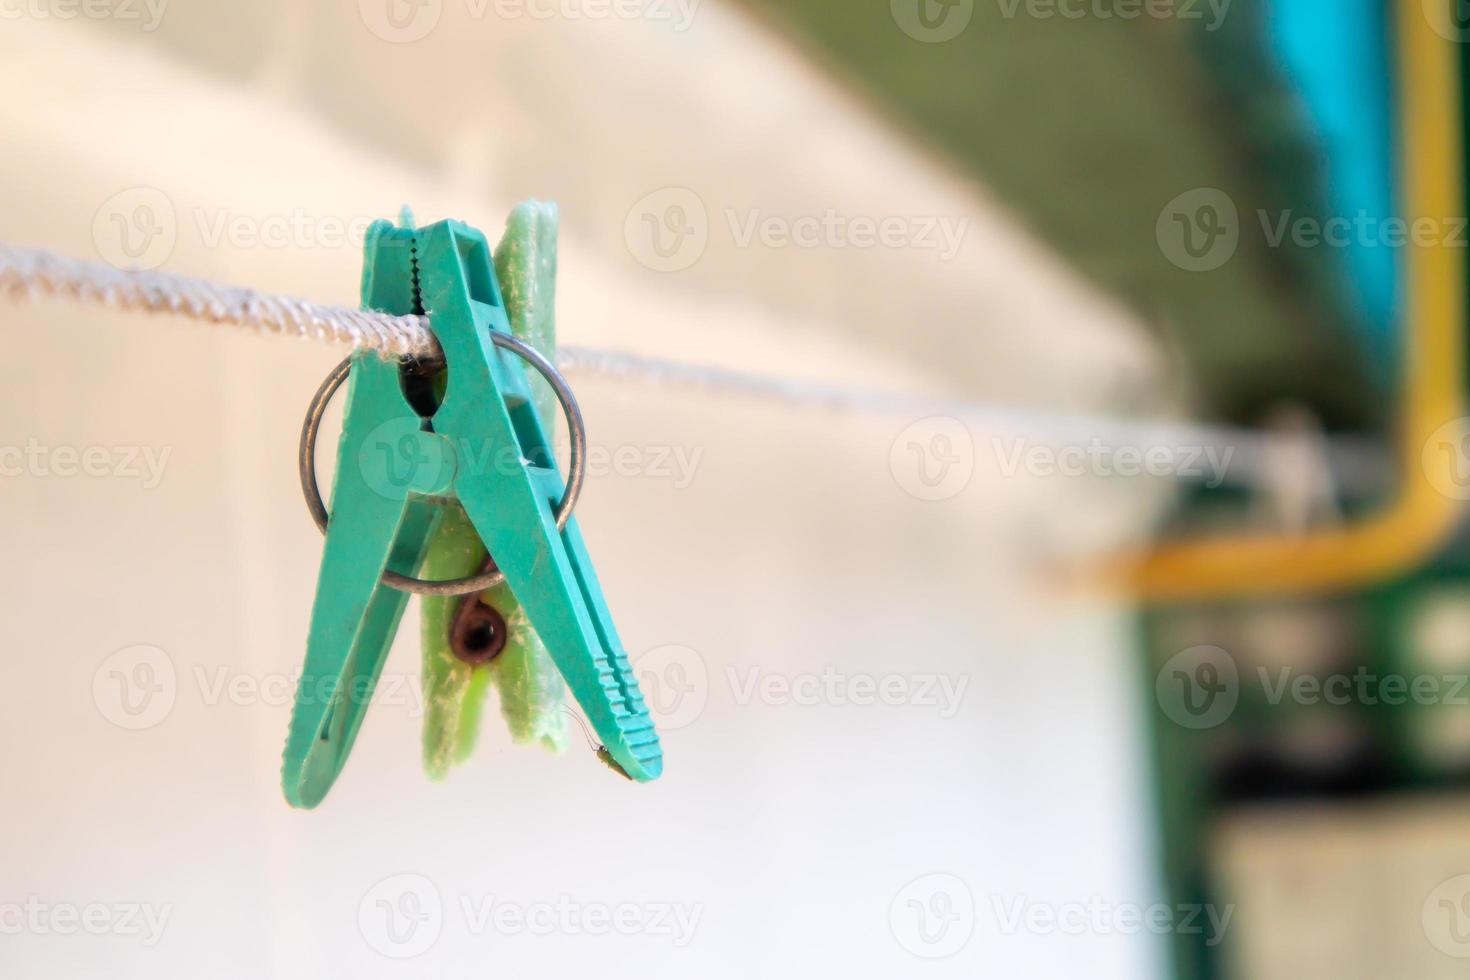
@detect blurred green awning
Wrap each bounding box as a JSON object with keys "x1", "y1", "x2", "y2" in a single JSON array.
[{"x1": 735, "y1": 0, "x2": 1383, "y2": 430}]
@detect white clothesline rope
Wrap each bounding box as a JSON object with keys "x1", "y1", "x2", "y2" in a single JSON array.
[
  {"x1": 0, "y1": 242, "x2": 1390, "y2": 491},
  {"x1": 0, "y1": 242, "x2": 436, "y2": 356}
]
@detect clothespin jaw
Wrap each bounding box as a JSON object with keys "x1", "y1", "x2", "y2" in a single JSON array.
[
  {"x1": 282, "y1": 218, "x2": 661, "y2": 809},
  {"x1": 282, "y1": 221, "x2": 445, "y2": 809},
  {"x1": 417, "y1": 220, "x2": 661, "y2": 785}
]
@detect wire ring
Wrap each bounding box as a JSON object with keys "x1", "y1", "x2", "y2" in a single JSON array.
[{"x1": 299, "y1": 332, "x2": 586, "y2": 596}]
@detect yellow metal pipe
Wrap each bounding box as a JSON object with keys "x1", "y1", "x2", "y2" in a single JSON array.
[{"x1": 1113, "y1": 0, "x2": 1465, "y2": 600}]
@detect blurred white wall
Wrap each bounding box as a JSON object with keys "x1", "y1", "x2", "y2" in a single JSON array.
[{"x1": 0, "y1": 5, "x2": 1175, "y2": 978}]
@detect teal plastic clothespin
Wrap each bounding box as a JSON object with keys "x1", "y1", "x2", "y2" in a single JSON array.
[{"x1": 282, "y1": 216, "x2": 662, "y2": 809}]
